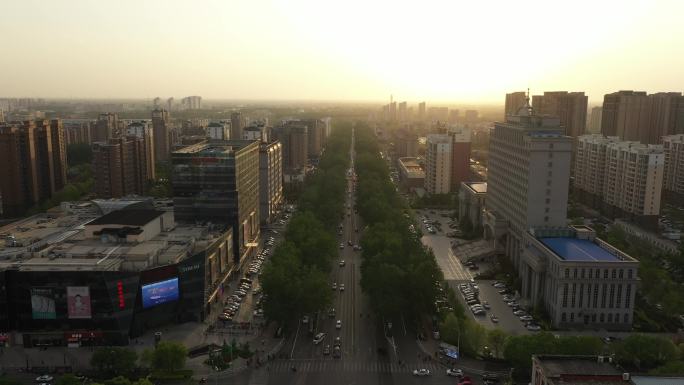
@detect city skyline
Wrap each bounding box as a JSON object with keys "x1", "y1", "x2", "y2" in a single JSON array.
[{"x1": 2, "y1": 0, "x2": 684, "y2": 103}]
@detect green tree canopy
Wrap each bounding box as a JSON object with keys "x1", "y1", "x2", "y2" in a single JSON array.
[
  {"x1": 614, "y1": 334, "x2": 679, "y2": 370},
  {"x1": 151, "y1": 341, "x2": 188, "y2": 372}
]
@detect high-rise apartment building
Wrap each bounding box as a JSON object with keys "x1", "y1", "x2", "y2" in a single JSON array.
[
  {"x1": 181, "y1": 96, "x2": 202, "y2": 110},
  {"x1": 63, "y1": 119, "x2": 92, "y2": 145},
  {"x1": 230, "y1": 112, "x2": 245, "y2": 141},
  {"x1": 126, "y1": 121, "x2": 156, "y2": 181},
  {"x1": 0, "y1": 124, "x2": 39, "y2": 216},
  {"x1": 92, "y1": 136, "x2": 149, "y2": 199},
  {"x1": 505, "y1": 91, "x2": 527, "y2": 117},
  {"x1": 428, "y1": 107, "x2": 449, "y2": 122},
  {"x1": 448, "y1": 109, "x2": 460, "y2": 124},
  {"x1": 601, "y1": 91, "x2": 649, "y2": 141},
  {"x1": 424, "y1": 134, "x2": 452, "y2": 194},
  {"x1": 171, "y1": 140, "x2": 260, "y2": 263},
  {"x1": 301, "y1": 119, "x2": 325, "y2": 158},
  {"x1": 588, "y1": 107, "x2": 602, "y2": 133},
  {"x1": 394, "y1": 129, "x2": 418, "y2": 158},
  {"x1": 92, "y1": 113, "x2": 118, "y2": 142},
  {"x1": 207, "y1": 121, "x2": 231, "y2": 140},
  {"x1": 418, "y1": 102, "x2": 426, "y2": 122},
  {"x1": 33, "y1": 120, "x2": 67, "y2": 200},
  {"x1": 272, "y1": 121, "x2": 308, "y2": 172},
  {"x1": 464, "y1": 110, "x2": 479, "y2": 123},
  {"x1": 0, "y1": 119, "x2": 67, "y2": 216},
  {"x1": 484, "y1": 103, "x2": 572, "y2": 259},
  {"x1": 152, "y1": 108, "x2": 171, "y2": 162},
  {"x1": 398, "y1": 102, "x2": 407, "y2": 122},
  {"x1": 663, "y1": 134, "x2": 684, "y2": 197},
  {"x1": 448, "y1": 127, "x2": 471, "y2": 191},
  {"x1": 532, "y1": 91, "x2": 588, "y2": 137},
  {"x1": 575, "y1": 134, "x2": 664, "y2": 227},
  {"x1": 598, "y1": 90, "x2": 684, "y2": 144},
  {"x1": 646, "y1": 92, "x2": 684, "y2": 143},
  {"x1": 259, "y1": 141, "x2": 283, "y2": 224},
  {"x1": 389, "y1": 102, "x2": 397, "y2": 122}
]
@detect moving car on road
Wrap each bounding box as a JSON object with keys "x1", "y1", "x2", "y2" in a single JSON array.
[
  {"x1": 36, "y1": 375, "x2": 54, "y2": 382},
  {"x1": 313, "y1": 332, "x2": 326, "y2": 345},
  {"x1": 336, "y1": 320, "x2": 342, "y2": 329},
  {"x1": 413, "y1": 369, "x2": 431, "y2": 376},
  {"x1": 447, "y1": 368, "x2": 464, "y2": 377},
  {"x1": 339, "y1": 260, "x2": 345, "y2": 267}
]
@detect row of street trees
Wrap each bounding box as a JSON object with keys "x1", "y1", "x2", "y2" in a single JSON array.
[
  {"x1": 261, "y1": 122, "x2": 351, "y2": 326},
  {"x1": 354, "y1": 124, "x2": 442, "y2": 321}
]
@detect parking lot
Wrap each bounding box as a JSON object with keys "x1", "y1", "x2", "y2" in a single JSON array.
[
  {"x1": 214, "y1": 207, "x2": 294, "y2": 328},
  {"x1": 415, "y1": 209, "x2": 534, "y2": 335},
  {"x1": 455, "y1": 280, "x2": 532, "y2": 335}
]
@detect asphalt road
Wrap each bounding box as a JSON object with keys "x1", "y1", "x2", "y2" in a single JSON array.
[{"x1": 258, "y1": 129, "x2": 493, "y2": 385}]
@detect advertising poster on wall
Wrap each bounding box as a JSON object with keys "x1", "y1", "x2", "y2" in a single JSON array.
[
  {"x1": 67, "y1": 286, "x2": 92, "y2": 319},
  {"x1": 31, "y1": 287, "x2": 56, "y2": 319}
]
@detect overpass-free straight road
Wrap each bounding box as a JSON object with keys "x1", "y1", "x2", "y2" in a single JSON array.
[{"x1": 258, "y1": 127, "x2": 486, "y2": 385}]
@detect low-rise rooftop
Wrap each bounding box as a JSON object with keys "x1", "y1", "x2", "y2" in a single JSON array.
[
  {"x1": 465, "y1": 182, "x2": 487, "y2": 194},
  {"x1": 540, "y1": 237, "x2": 621, "y2": 262}
]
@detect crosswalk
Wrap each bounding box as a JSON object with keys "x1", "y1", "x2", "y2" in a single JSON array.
[
  {"x1": 422, "y1": 235, "x2": 472, "y2": 281},
  {"x1": 266, "y1": 359, "x2": 444, "y2": 374}
]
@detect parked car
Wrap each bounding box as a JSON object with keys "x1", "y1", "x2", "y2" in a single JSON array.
[
  {"x1": 526, "y1": 324, "x2": 542, "y2": 331},
  {"x1": 447, "y1": 368, "x2": 464, "y2": 377}
]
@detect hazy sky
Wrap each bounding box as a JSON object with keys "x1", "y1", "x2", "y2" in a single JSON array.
[{"x1": 1, "y1": 0, "x2": 683, "y2": 104}]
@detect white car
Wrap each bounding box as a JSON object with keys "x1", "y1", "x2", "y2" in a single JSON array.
[
  {"x1": 332, "y1": 282, "x2": 337, "y2": 290},
  {"x1": 339, "y1": 260, "x2": 345, "y2": 267},
  {"x1": 336, "y1": 320, "x2": 342, "y2": 329},
  {"x1": 339, "y1": 284, "x2": 345, "y2": 291},
  {"x1": 302, "y1": 315, "x2": 310, "y2": 324},
  {"x1": 313, "y1": 332, "x2": 326, "y2": 345},
  {"x1": 446, "y1": 368, "x2": 463, "y2": 377},
  {"x1": 526, "y1": 324, "x2": 542, "y2": 331},
  {"x1": 413, "y1": 369, "x2": 431, "y2": 376},
  {"x1": 36, "y1": 375, "x2": 54, "y2": 382},
  {"x1": 339, "y1": 243, "x2": 345, "y2": 249}
]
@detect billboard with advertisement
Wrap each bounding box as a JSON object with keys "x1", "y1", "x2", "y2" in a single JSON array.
[
  {"x1": 67, "y1": 286, "x2": 92, "y2": 319},
  {"x1": 31, "y1": 287, "x2": 56, "y2": 319},
  {"x1": 141, "y1": 277, "x2": 180, "y2": 309}
]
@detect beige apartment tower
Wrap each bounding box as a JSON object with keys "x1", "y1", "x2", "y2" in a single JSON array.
[
  {"x1": 575, "y1": 134, "x2": 664, "y2": 228},
  {"x1": 532, "y1": 91, "x2": 588, "y2": 137},
  {"x1": 505, "y1": 91, "x2": 527, "y2": 118},
  {"x1": 424, "y1": 134, "x2": 452, "y2": 194}
]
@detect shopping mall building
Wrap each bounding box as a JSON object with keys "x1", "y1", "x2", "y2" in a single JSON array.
[{"x1": 0, "y1": 207, "x2": 234, "y2": 347}]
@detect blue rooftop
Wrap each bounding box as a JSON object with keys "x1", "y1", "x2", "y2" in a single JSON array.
[{"x1": 540, "y1": 237, "x2": 620, "y2": 262}]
